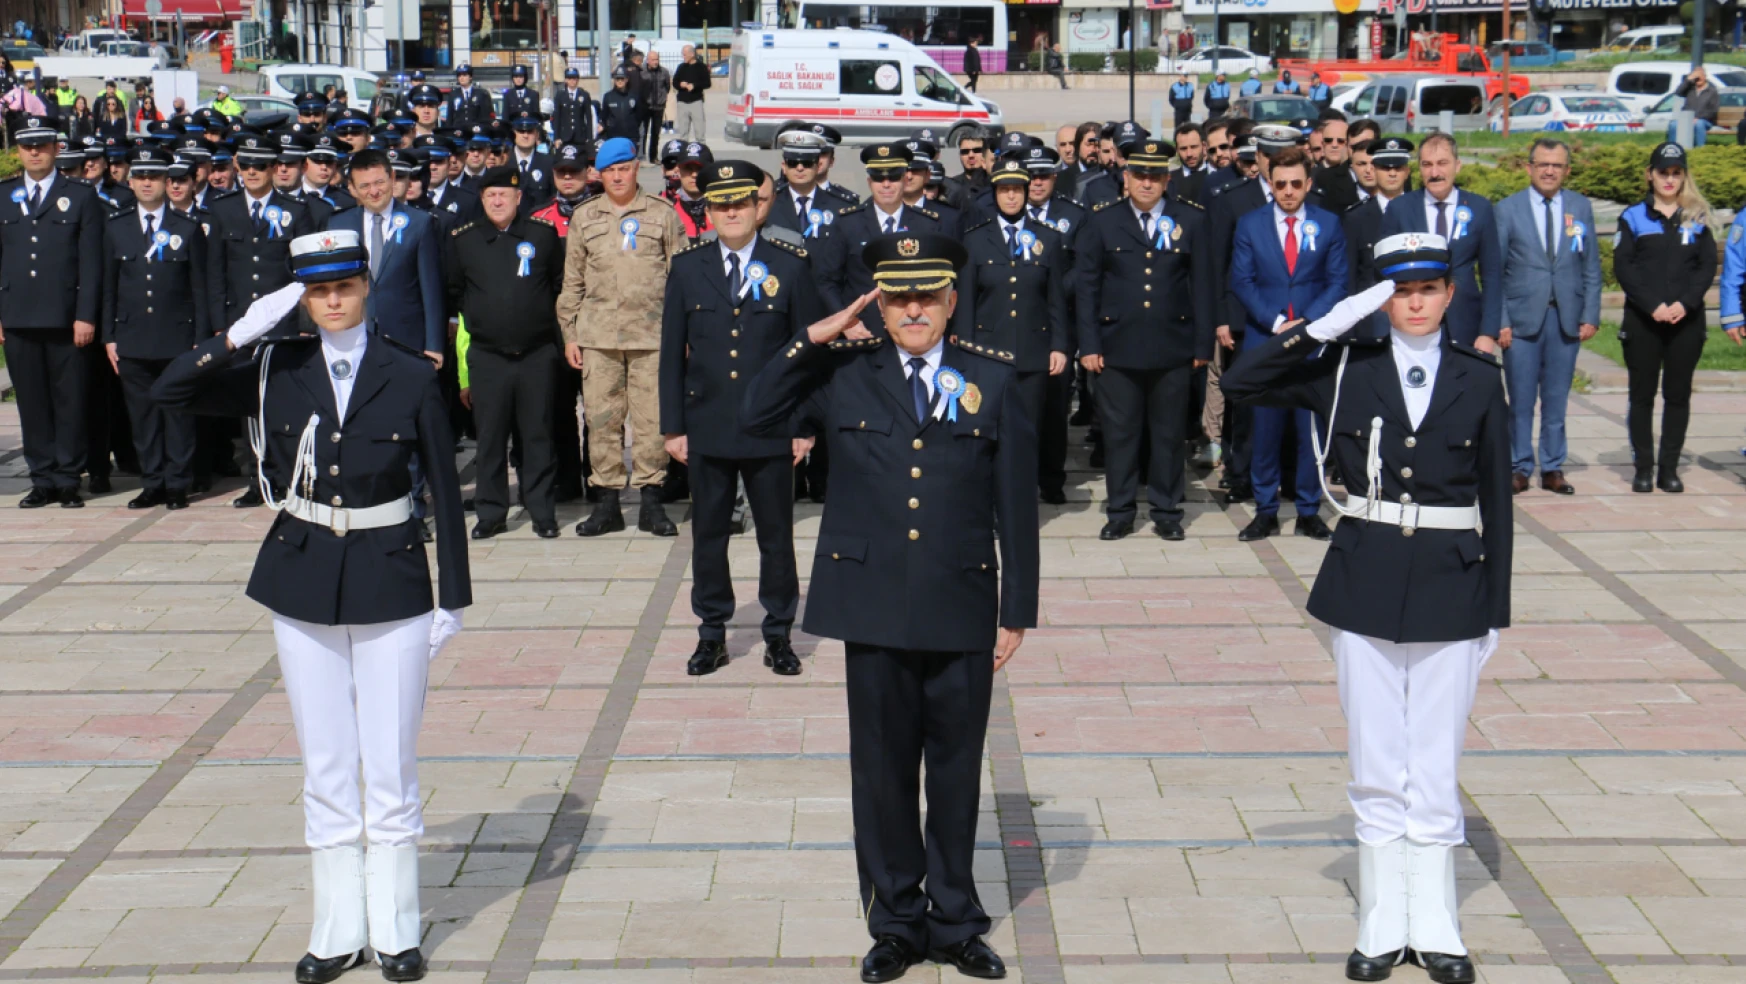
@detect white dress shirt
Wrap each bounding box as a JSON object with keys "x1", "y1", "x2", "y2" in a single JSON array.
[
  {"x1": 243, "y1": 189, "x2": 273, "y2": 220},
  {"x1": 362, "y1": 206, "x2": 395, "y2": 264},
  {"x1": 137, "y1": 205, "x2": 166, "y2": 240},
  {"x1": 1532, "y1": 189, "x2": 1564, "y2": 258},
  {"x1": 998, "y1": 215, "x2": 1026, "y2": 250},
  {"x1": 719, "y1": 239, "x2": 756, "y2": 296},
  {"x1": 1273, "y1": 203, "x2": 1310, "y2": 251},
  {"x1": 1129, "y1": 199, "x2": 1164, "y2": 239},
  {"x1": 899, "y1": 339, "x2": 945, "y2": 401},
  {"x1": 1392, "y1": 328, "x2": 1442, "y2": 430},
  {"x1": 788, "y1": 186, "x2": 817, "y2": 215},
  {"x1": 322, "y1": 322, "x2": 368, "y2": 420},
  {"x1": 872, "y1": 203, "x2": 905, "y2": 233},
  {"x1": 21, "y1": 172, "x2": 53, "y2": 211},
  {"x1": 1424, "y1": 188, "x2": 1459, "y2": 237}
]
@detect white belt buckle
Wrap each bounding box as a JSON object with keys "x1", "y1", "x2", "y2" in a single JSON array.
[
  {"x1": 1401, "y1": 501, "x2": 1419, "y2": 537},
  {"x1": 331, "y1": 506, "x2": 350, "y2": 536}
]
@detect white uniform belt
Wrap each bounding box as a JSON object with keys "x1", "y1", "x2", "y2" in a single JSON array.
[
  {"x1": 283, "y1": 494, "x2": 414, "y2": 535},
  {"x1": 1345, "y1": 499, "x2": 1480, "y2": 531}
]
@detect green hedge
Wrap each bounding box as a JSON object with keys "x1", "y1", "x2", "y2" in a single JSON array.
[
  {"x1": 0, "y1": 149, "x2": 16, "y2": 181},
  {"x1": 1453, "y1": 140, "x2": 1746, "y2": 212},
  {"x1": 1110, "y1": 49, "x2": 1160, "y2": 72},
  {"x1": 1068, "y1": 53, "x2": 1107, "y2": 73}
]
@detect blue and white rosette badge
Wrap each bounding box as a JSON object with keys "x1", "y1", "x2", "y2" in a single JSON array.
[
  {"x1": 620, "y1": 216, "x2": 639, "y2": 251},
  {"x1": 1015, "y1": 229, "x2": 1036, "y2": 259},
  {"x1": 1155, "y1": 215, "x2": 1175, "y2": 250},
  {"x1": 745, "y1": 260, "x2": 769, "y2": 299},
  {"x1": 149, "y1": 230, "x2": 170, "y2": 262},
  {"x1": 263, "y1": 204, "x2": 284, "y2": 238},
  {"x1": 805, "y1": 208, "x2": 822, "y2": 238},
  {"x1": 1301, "y1": 220, "x2": 1319, "y2": 252},
  {"x1": 1680, "y1": 221, "x2": 1698, "y2": 246},
  {"x1": 391, "y1": 212, "x2": 408, "y2": 244},
  {"x1": 933, "y1": 367, "x2": 967, "y2": 422},
  {"x1": 516, "y1": 242, "x2": 534, "y2": 277},
  {"x1": 1453, "y1": 205, "x2": 1472, "y2": 240},
  {"x1": 1569, "y1": 220, "x2": 1585, "y2": 253},
  {"x1": 10, "y1": 187, "x2": 25, "y2": 213}
]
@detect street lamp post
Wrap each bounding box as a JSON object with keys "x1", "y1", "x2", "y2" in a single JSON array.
[{"x1": 1127, "y1": 0, "x2": 1136, "y2": 120}]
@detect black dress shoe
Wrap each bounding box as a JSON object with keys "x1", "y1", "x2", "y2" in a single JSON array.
[
  {"x1": 639, "y1": 498, "x2": 678, "y2": 537},
  {"x1": 1632, "y1": 465, "x2": 1655, "y2": 494},
  {"x1": 1223, "y1": 486, "x2": 1254, "y2": 505},
  {"x1": 128, "y1": 488, "x2": 167, "y2": 510},
  {"x1": 1658, "y1": 465, "x2": 1684, "y2": 494},
  {"x1": 471, "y1": 521, "x2": 507, "y2": 540},
  {"x1": 1295, "y1": 514, "x2": 1333, "y2": 540},
  {"x1": 19, "y1": 488, "x2": 54, "y2": 509},
  {"x1": 165, "y1": 489, "x2": 190, "y2": 511},
  {"x1": 1039, "y1": 486, "x2": 1067, "y2": 505},
  {"x1": 764, "y1": 637, "x2": 802, "y2": 676},
  {"x1": 376, "y1": 947, "x2": 426, "y2": 982},
  {"x1": 1155, "y1": 520, "x2": 1186, "y2": 541},
  {"x1": 1099, "y1": 519, "x2": 1133, "y2": 540},
  {"x1": 295, "y1": 949, "x2": 369, "y2": 983},
  {"x1": 58, "y1": 489, "x2": 84, "y2": 509},
  {"x1": 534, "y1": 522, "x2": 560, "y2": 539},
  {"x1": 861, "y1": 936, "x2": 922, "y2": 983},
  {"x1": 1410, "y1": 950, "x2": 1474, "y2": 984},
  {"x1": 1345, "y1": 948, "x2": 1405, "y2": 981},
  {"x1": 928, "y1": 936, "x2": 1006, "y2": 979},
  {"x1": 687, "y1": 639, "x2": 729, "y2": 676},
  {"x1": 87, "y1": 474, "x2": 113, "y2": 495},
  {"x1": 233, "y1": 485, "x2": 265, "y2": 508},
  {"x1": 1237, "y1": 514, "x2": 1280, "y2": 542}
]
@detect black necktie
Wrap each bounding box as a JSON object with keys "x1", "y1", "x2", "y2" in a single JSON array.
[
  {"x1": 907, "y1": 357, "x2": 929, "y2": 422},
  {"x1": 520, "y1": 159, "x2": 530, "y2": 175},
  {"x1": 143, "y1": 213, "x2": 155, "y2": 255},
  {"x1": 1543, "y1": 196, "x2": 1557, "y2": 264},
  {"x1": 884, "y1": 216, "x2": 897, "y2": 234},
  {"x1": 1029, "y1": 206, "x2": 1044, "y2": 222},
  {"x1": 27, "y1": 184, "x2": 41, "y2": 212},
  {"x1": 1141, "y1": 213, "x2": 1154, "y2": 242},
  {"x1": 797, "y1": 195, "x2": 810, "y2": 220},
  {"x1": 1005, "y1": 225, "x2": 1018, "y2": 255},
  {"x1": 1435, "y1": 200, "x2": 1448, "y2": 239},
  {"x1": 250, "y1": 200, "x2": 262, "y2": 228},
  {"x1": 727, "y1": 252, "x2": 742, "y2": 298}
]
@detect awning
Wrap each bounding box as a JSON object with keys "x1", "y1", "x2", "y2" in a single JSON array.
[{"x1": 121, "y1": 0, "x2": 248, "y2": 20}]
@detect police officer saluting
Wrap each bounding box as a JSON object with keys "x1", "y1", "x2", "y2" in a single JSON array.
[
  {"x1": 743, "y1": 233, "x2": 1037, "y2": 983},
  {"x1": 152, "y1": 230, "x2": 470, "y2": 983},
  {"x1": 446, "y1": 165, "x2": 566, "y2": 539},
  {"x1": 101, "y1": 145, "x2": 209, "y2": 511},
  {"x1": 955, "y1": 158, "x2": 1070, "y2": 503},
  {"x1": 1222, "y1": 235, "x2": 1511, "y2": 984},
  {"x1": 659, "y1": 161, "x2": 823, "y2": 676}
]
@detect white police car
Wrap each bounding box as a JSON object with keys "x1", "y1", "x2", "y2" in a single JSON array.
[{"x1": 1492, "y1": 90, "x2": 1643, "y2": 133}]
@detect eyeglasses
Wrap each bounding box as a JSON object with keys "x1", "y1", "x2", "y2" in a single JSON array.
[
  {"x1": 782, "y1": 157, "x2": 816, "y2": 168},
  {"x1": 1271, "y1": 178, "x2": 1306, "y2": 191},
  {"x1": 1529, "y1": 161, "x2": 1568, "y2": 171},
  {"x1": 959, "y1": 147, "x2": 984, "y2": 156},
  {"x1": 1324, "y1": 137, "x2": 1347, "y2": 145},
  {"x1": 868, "y1": 172, "x2": 904, "y2": 184},
  {"x1": 1209, "y1": 143, "x2": 1231, "y2": 152},
  {"x1": 237, "y1": 161, "x2": 272, "y2": 172}
]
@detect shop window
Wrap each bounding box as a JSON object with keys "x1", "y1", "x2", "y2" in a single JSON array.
[{"x1": 470, "y1": 0, "x2": 540, "y2": 49}]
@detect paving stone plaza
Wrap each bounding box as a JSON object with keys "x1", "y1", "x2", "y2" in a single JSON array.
[{"x1": 2, "y1": 385, "x2": 1746, "y2": 984}]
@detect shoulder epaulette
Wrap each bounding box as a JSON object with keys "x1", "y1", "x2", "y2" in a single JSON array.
[
  {"x1": 210, "y1": 188, "x2": 241, "y2": 202},
  {"x1": 760, "y1": 233, "x2": 808, "y2": 258},
  {"x1": 1450, "y1": 339, "x2": 1503, "y2": 367},
  {"x1": 839, "y1": 202, "x2": 868, "y2": 216},
  {"x1": 378, "y1": 333, "x2": 438, "y2": 365},
  {"x1": 1092, "y1": 199, "x2": 1117, "y2": 212},
  {"x1": 107, "y1": 206, "x2": 137, "y2": 220},
  {"x1": 675, "y1": 238, "x2": 713, "y2": 257},
  {"x1": 913, "y1": 206, "x2": 940, "y2": 221},
  {"x1": 828, "y1": 335, "x2": 884, "y2": 352},
  {"x1": 528, "y1": 215, "x2": 555, "y2": 228},
  {"x1": 450, "y1": 220, "x2": 477, "y2": 237},
  {"x1": 950, "y1": 335, "x2": 1014, "y2": 363},
  {"x1": 1175, "y1": 198, "x2": 1205, "y2": 211},
  {"x1": 1052, "y1": 193, "x2": 1078, "y2": 206},
  {"x1": 964, "y1": 218, "x2": 994, "y2": 235}
]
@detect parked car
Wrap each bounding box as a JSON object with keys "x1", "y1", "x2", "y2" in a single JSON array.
[
  {"x1": 1606, "y1": 61, "x2": 1746, "y2": 113},
  {"x1": 3, "y1": 40, "x2": 44, "y2": 71},
  {"x1": 1641, "y1": 86, "x2": 1746, "y2": 133},
  {"x1": 1228, "y1": 94, "x2": 1318, "y2": 124},
  {"x1": 1486, "y1": 41, "x2": 1574, "y2": 67},
  {"x1": 1490, "y1": 90, "x2": 1642, "y2": 132},
  {"x1": 1604, "y1": 25, "x2": 1685, "y2": 54},
  {"x1": 1348, "y1": 74, "x2": 1491, "y2": 131},
  {"x1": 258, "y1": 63, "x2": 381, "y2": 109},
  {"x1": 1328, "y1": 81, "x2": 1365, "y2": 115},
  {"x1": 1163, "y1": 45, "x2": 1271, "y2": 76}
]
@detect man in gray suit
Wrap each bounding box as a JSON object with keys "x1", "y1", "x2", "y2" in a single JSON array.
[{"x1": 1497, "y1": 138, "x2": 1602, "y2": 495}]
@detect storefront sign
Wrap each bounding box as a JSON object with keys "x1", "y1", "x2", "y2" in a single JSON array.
[
  {"x1": 1067, "y1": 8, "x2": 1117, "y2": 51},
  {"x1": 1004, "y1": 0, "x2": 1063, "y2": 6},
  {"x1": 1183, "y1": 0, "x2": 1377, "y2": 12},
  {"x1": 1543, "y1": 0, "x2": 1677, "y2": 8}
]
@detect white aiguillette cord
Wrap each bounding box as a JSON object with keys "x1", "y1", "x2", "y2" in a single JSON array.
[
  {"x1": 1301, "y1": 280, "x2": 1397, "y2": 522},
  {"x1": 247, "y1": 344, "x2": 320, "y2": 511}
]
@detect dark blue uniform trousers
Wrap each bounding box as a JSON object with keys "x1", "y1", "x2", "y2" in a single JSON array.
[
  {"x1": 688, "y1": 453, "x2": 797, "y2": 641},
  {"x1": 1250, "y1": 405, "x2": 1321, "y2": 518}
]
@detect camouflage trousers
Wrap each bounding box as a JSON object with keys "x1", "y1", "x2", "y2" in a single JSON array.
[{"x1": 582, "y1": 348, "x2": 667, "y2": 489}]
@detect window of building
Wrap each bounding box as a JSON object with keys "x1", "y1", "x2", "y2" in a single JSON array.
[{"x1": 470, "y1": 0, "x2": 541, "y2": 50}]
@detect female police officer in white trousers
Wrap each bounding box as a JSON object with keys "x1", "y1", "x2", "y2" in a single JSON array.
[
  {"x1": 1222, "y1": 233, "x2": 1512, "y2": 984},
  {"x1": 154, "y1": 230, "x2": 471, "y2": 984}
]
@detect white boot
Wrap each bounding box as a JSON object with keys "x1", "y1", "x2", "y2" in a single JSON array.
[
  {"x1": 1405, "y1": 840, "x2": 1466, "y2": 956},
  {"x1": 1355, "y1": 839, "x2": 1409, "y2": 958},
  {"x1": 364, "y1": 843, "x2": 422, "y2": 957},
  {"x1": 308, "y1": 845, "x2": 368, "y2": 959}
]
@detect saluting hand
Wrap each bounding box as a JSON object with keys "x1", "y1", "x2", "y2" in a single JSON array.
[
  {"x1": 806, "y1": 289, "x2": 880, "y2": 346},
  {"x1": 994, "y1": 627, "x2": 1025, "y2": 671}
]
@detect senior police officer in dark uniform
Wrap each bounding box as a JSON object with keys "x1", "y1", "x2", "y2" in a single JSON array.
[
  {"x1": 101, "y1": 145, "x2": 209, "y2": 511},
  {"x1": 1222, "y1": 235, "x2": 1510, "y2": 984},
  {"x1": 0, "y1": 115, "x2": 107, "y2": 508},
  {"x1": 956, "y1": 158, "x2": 1070, "y2": 504},
  {"x1": 814, "y1": 143, "x2": 945, "y2": 332},
  {"x1": 206, "y1": 131, "x2": 319, "y2": 506},
  {"x1": 445, "y1": 165, "x2": 566, "y2": 540},
  {"x1": 775, "y1": 122, "x2": 860, "y2": 210},
  {"x1": 1076, "y1": 138, "x2": 1214, "y2": 540},
  {"x1": 766, "y1": 128, "x2": 853, "y2": 243},
  {"x1": 743, "y1": 233, "x2": 1037, "y2": 984},
  {"x1": 660, "y1": 161, "x2": 824, "y2": 677},
  {"x1": 153, "y1": 230, "x2": 471, "y2": 984}
]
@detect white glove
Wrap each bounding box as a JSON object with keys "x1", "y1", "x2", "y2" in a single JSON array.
[
  {"x1": 428, "y1": 608, "x2": 463, "y2": 661},
  {"x1": 226, "y1": 282, "x2": 306, "y2": 349},
  {"x1": 1306, "y1": 280, "x2": 1397, "y2": 343}
]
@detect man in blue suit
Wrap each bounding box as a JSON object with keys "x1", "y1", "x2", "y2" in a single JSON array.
[
  {"x1": 1228, "y1": 142, "x2": 1347, "y2": 541},
  {"x1": 1379, "y1": 132, "x2": 1503, "y2": 351},
  {"x1": 329, "y1": 149, "x2": 446, "y2": 359},
  {"x1": 1495, "y1": 137, "x2": 1602, "y2": 496}
]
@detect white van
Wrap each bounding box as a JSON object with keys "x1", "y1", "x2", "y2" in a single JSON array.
[
  {"x1": 258, "y1": 63, "x2": 381, "y2": 107},
  {"x1": 1605, "y1": 60, "x2": 1746, "y2": 112},
  {"x1": 1606, "y1": 26, "x2": 1686, "y2": 54},
  {"x1": 725, "y1": 28, "x2": 1003, "y2": 148}
]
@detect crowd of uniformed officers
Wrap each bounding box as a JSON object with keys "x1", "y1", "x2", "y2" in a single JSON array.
[{"x1": 1, "y1": 80, "x2": 1722, "y2": 984}]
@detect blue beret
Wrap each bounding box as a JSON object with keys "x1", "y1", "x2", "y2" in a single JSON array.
[{"x1": 595, "y1": 137, "x2": 638, "y2": 170}]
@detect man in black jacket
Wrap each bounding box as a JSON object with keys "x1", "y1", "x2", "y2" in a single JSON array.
[
  {"x1": 0, "y1": 116, "x2": 107, "y2": 508},
  {"x1": 445, "y1": 166, "x2": 566, "y2": 539},
  {"x1": 672, "y1": 44, "x2": 711, "y2": 142},
  {"x1": 599, "y1": 67, "x2": 643, "y2": 141}
]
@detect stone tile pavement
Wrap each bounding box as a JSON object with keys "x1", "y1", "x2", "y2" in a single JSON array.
[{"x1": 1, "y1": 391, "x2": 1746, "y2": 983}]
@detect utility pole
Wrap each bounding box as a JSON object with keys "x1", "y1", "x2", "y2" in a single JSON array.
[
  {"x1": 1694, "y1": 0, "x2": 1706, "y2": 69},
  {"x1": 1212, "y1": 0, "x2": 1220, "y2": 73},
  {"x1": 1500, "y1": 0, "x2": 1510, "y2": 135},
  {"x1": 1127, "y1": 0, "x2": 1136, "y2": 120}
]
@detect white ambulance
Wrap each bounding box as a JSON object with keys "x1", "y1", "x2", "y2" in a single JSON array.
[{"x1": 725, "y1": 28, "x2": 1003, "y2": 148}]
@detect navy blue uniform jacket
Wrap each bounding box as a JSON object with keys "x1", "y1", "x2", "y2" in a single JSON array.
[
  {"x1": 1379, "y1": 189, "x2": 1503, "y2": 343},
  {"x1": 742, "y1": 333, "x2": 1040, "y2": 651}
]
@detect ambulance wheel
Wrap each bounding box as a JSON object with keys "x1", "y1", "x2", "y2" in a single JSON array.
[{"x1": 946, "y1": 123, "x2": 979, "y2": 152}]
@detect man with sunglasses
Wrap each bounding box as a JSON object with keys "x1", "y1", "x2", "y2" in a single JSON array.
[
  {"x1": 814, "y1": 143, "x2": 946, "y2": 334},
  {"x1": 1075, "y1": 138, "x2": 1213, "y2": 541},
  {"x1": 941, "y1": 131, "x2": 992, "y2": 211},
  {"x1": 901, "y1": 139, "x2": 963, "y2": 239},
  {"x1": 1311, "y1": 115, "x2": 1360, "y2": 213},
  {"x1": 765, "y1": 129, "x2": 851, "y2": 242},
  {"x1": 1228, "y1": 143, "x2": 1346, "y2": 542}
]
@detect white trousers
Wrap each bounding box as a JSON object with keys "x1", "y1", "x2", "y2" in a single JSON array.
[
  {"x1": 1334, "y1": 628, "x2": 1496, "y2": 847},
  {"x1": 274, "y1": 613, "x2": 433, "y2": 850}
]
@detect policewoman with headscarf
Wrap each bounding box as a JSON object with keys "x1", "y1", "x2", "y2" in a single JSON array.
[
  {"x1": 154, "y1": 230, "x2": 471, "y2": 984},
  {"x1": 1222, "y1": 233, "x2": 1512, "y2": 984}
]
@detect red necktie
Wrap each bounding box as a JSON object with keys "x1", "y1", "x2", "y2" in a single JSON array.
[{"x1": 1284, "y1": 215, "x2": 1299, "y2": 275}]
